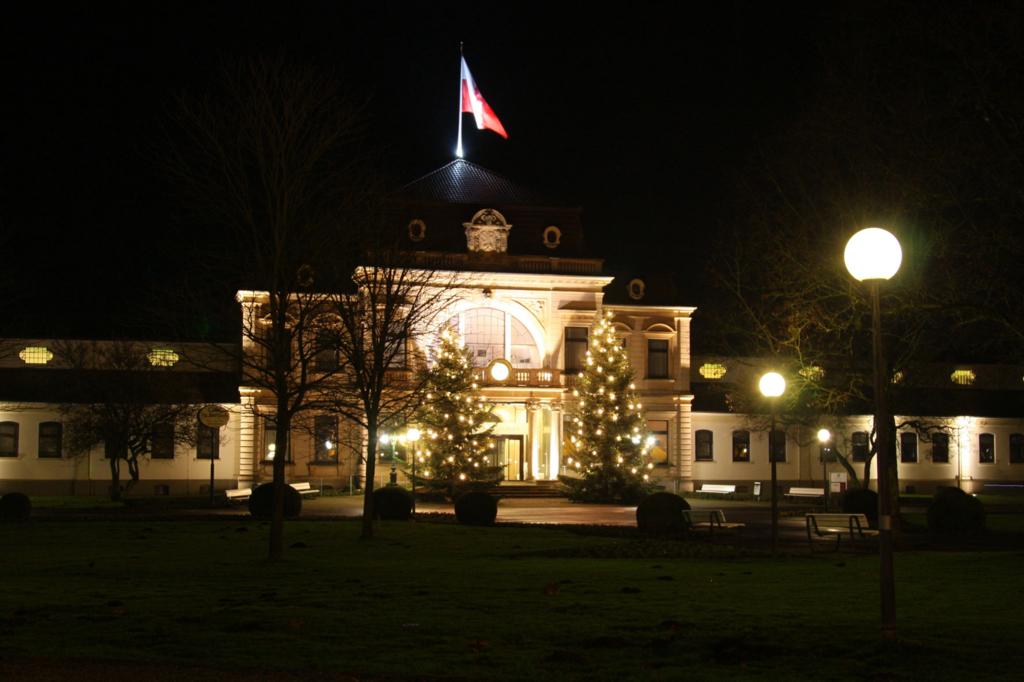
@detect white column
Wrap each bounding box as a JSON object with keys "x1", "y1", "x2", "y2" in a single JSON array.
[
  {"x1": 549, "y1": 400, "x2": 563, "y2": 481},
  {"x1": 526, "y1": 399, "x2": 541, "y2": 481},
  {"x1": 237, "y1": 390, "x2": 258, "y2": 487}
]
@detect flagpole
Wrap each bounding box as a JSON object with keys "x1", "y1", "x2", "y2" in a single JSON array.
[{"x1": 456, "y1": 42, "x2": 464, "y2": 158}]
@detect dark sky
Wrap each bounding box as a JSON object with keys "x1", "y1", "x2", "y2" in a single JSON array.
[{"x1": 2, "y1": 1, "x2": 825, "y2": 337}]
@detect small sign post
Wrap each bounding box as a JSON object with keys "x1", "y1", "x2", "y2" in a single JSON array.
[{"x1": 199, "y1": 406, "x2": 230, "y2": 504}]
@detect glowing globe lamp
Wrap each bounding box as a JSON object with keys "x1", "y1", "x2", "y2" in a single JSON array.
[
  {"x1": 759, "y1": 371, "x2": 786, "y2": 398},
  {"x1": 844, "y1": 227, "x2": 902, "y2": 281}
]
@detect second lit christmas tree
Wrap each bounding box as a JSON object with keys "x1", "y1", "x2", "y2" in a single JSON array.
[
  {"x1": 561, "y1": 311, "x2": 655, "y2": 503},
  {"x1": 412, "y1": 326, "x2": 503, "y2": 498}
]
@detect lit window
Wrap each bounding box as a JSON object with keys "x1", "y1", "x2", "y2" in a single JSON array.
[
  {"x1": 732, "y1": 430, "x2": 750, "y2": 462},
  {"x1": 38, "y1": 422, "x2": 63, "y2": 459},
  {"x1": 262, "y1": 416, "x2": 290, "y2": 462},
  {"x1": 979, "y1": 433, "x2": 995, "y2": 464},
  {"x1": 314, "y1": 415, "x2": 338, "y2": 463},
  {"x1": 799, "y1": 366, "x2": 824, "y2": 381},
  {"x1": 851, "y1": 431, "x2": 869, "y2": 462},
  {"x1": 695, "y1": 429, "x2": 713, "y2": 461},
  {"x1": 647, "y1": 339, "x2": 669, "y2": 379},
  {"x1": 950, "y1": 369, "x2": 976, "y2": 386},
  {"x1": 0, "y1": 422, "x2": 19, "y2": 457},
  {"x1": 147, "y1": 348, "x2": 179, "y2": 367},
  {"x1": 931, "y1": 433, "x2": 950, "y2": 463},
  {"x1": 542, "y1": 225, "x2": 561, "y2": 249},
  {"x1": 699, "y1": 363, "x2": 727, "y2": 380},
  {"x1": 647, "y1": 419, "x2": 669, "y2": 465},
  {"x1": 19, "y1": 347, "x2": 53, "y2": 365},
  {"x1": 1010, "y1": 434, "x2": 1024, "y2": 464},
  {"x1": 900, "y1": 432, "x2": 918, "y2": 463}
]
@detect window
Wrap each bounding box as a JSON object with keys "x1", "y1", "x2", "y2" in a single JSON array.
[
  {"x1": 900, "y1": 432, "x2": 918, "y2": 463},
  {"x1": 313, "y1": 415, "x2": 338, "y2": 463},
  {"x1": 769, "y1": 429, "x2": 786, "y2": 463},
  {"x1": 19, "y1": 346, "x2": 53, "y2": 365},
  {"x1": 695, "y1": 429, "x2": 713, "y2": 461},
  {"x1": 0, "y1": 422, "x2": 19, "y2": 457},
  {"x1": 314, "y1": 329, "x2": 338, "y2": 372},
  {"x1": 453, "y1": 307, "x2": 540, "y2": 369},
  {"x1": 197, "y1": 421, "x2": 220, "y2": 460},
  {"x1": 151, "y1": 423, "x2": 174, "y2": 459},
  {"x1": 732, "y1": 430, "x2": 750, "y2": 462},
  {"x1": 388, "y1": 339, "x2": 408, "y2": 370},
  {"x1": 262, "y1": 416, "x2": 291, "y2": 462},
  {"x1": 979, "y1": 433, "x2": 995, "y2": 464},
  {"x1": 647, "y1": 339, "x2": 669, "y2": 379},
  {"x1": 950, "y1": 369, "x2": 976, "y2": 386},
  {"x1": 851, "y1": 431, "x2": 869, "y2": 462},
  {"x1": 647, "y1": 419, "x2": 669, "y2": 465},
  {"x1": 699, "y1": 363, "x2": 727, "y2": 380},
  {"x1": 1010, "y1": 434, "x2": 1024, "y2": 464},
  {"x1": 931, "y1": 433, "x2": 950, "y2": 463},
  {"x1": 38, "y1": 422, "x2": 63, "y2": 459},
  {"x1": 564, "y1": 327, "x2": 588, "y2": 374},
  {"x1": 147, "y1": 348, "x2": 179, "y2": 367}
]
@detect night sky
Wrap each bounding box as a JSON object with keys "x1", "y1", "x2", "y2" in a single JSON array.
[{"x1": 3, "y1": 2, "x2": 848, "y2": 337}]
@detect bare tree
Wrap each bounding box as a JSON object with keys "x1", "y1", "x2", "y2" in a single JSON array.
[
  {"x1": 56, "y1": 341, "x2": 199, "y2": 501},
  {"x1": 162, "y1": 55, "x2": 376, "y2": 559},
  {"x1": 320, "y1": 256, "x2": 464, "y2": 539}
]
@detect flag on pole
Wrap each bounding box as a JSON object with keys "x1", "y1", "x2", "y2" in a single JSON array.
[{"x1": 460, "y1": 56, "x2": 508, "y2": 139}]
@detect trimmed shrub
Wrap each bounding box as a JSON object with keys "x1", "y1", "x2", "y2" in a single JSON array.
[
  {"x1": 454, "y1": 491, "x2": 498, "y2": 526},
  {"x1": 841, "y1": 487, "x2": 879, "y2": 528},
  {"x1": 635, "y1": 492, "x2": 690, "y2": 536},
  {"x1": 248, "y1": 483, "x2": 302, "y2": 520},
  {"x1": 373, "y1": 486, "x2": 413, "y2": 521},
  {"x1": 0, "y1": 492, "x2": 31, "y2": 522},
  {"x1": 928, "y1": 486, "x2": 986, "y2": 535}
]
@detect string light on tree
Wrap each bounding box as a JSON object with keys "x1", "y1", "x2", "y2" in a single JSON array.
[
  {"x1": 561, "y1": 311, "x2": 654, "y2": 503},
  {"x1": 412, "y1": 326, "x2": 501, "y2": 498}
]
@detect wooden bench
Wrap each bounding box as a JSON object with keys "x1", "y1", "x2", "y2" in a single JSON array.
[
  {"x1": 805, "y1": 513, "x2": 879, "y2": 551},
  {"x1": 224, "y1": 487, "x2": 252, "y2": 503},
  {"x1": 683, "y1": 509, "x2": 745, "y2": 538},
  {"x1": 697, "y1": 484, "x2": 737, "y2": 496},
  {"x1": 289, "y1": 482, "x2": 321, "y2": 498},
  {"x1": 786, "y1": 486, "x2": 825, "y2": 499}
]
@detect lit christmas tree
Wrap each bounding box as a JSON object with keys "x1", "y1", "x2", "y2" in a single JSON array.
[
  {"x1": 412, "y1": 326, "x2": 502, "y2": 498},
  {"x1": 561, "y1": 311, "x2": 656, "y2": 503}
]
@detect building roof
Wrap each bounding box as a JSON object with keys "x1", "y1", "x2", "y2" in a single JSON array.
[{"x1": 397, "y1": 159, "x2": 551, "y2": 206}]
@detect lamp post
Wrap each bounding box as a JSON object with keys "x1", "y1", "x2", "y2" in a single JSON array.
[
  {"x1": 818, "y1": 428, "x2": 832, "y2": 511},
  {"x1": 759, "y1": 371, "x2": 786, "y2": 557},
  {"x1": 380, "y1": 433, "x2": 398, "y2": 485},
  {"x1": 844, "y1": 226, "x2": 902, "y2": 640},
  {"x1": 406, "y1": 427, "x2": 421, "y2": 514}
]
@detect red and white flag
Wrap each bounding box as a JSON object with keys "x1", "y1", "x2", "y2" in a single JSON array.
[{"x1": 460, "y1": 56, "x2": 508, "y2": 139}]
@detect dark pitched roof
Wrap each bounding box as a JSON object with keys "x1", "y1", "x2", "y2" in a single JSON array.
[
  {"x1": 0, "y1": 369, "x2": 240, "y2": 404},
  {"x1": 397, "y1": 159, "x2": 550, "y2": 206}
]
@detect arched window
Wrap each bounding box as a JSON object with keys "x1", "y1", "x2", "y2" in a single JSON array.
[
  {"x1": 0, "y1": 422, "x2": 19, "y2": 457},
  {"x1": 931, "y1": 433, "x2": 950, "y2": 463},
  {"x1": 695, "y1": 430, "x2": 713, "y2": 461},
  {"x1": 448, "y1": 307, "x2": 541, "y2": 368},
  {"x1": 979, "y1": 433, "x2": 995, "y2": 463}
]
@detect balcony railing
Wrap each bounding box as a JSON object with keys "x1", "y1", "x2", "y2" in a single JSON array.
[{"x1": 473, "y1": 367, "x2": 563, "y2": 388}]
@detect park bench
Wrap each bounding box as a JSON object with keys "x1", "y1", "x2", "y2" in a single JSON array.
[
  {"x1": 289, "y1": 481, "x2": 321, "y2": 498},
  {"x1": 805, "y1": 513, "x2": 879, "y2": 552},
  {"x1": 786, "y1": 486, "x2": 825, "y2": 499},
  {"x1": 682, "y1": 509, "x2": 745, "y2": 539},
  {"x1": 697, "y1": 483, "x2": 736, "y2": 496},
  {"x1": 224, "y1": 487, "x2": 252, "y2": 503}
]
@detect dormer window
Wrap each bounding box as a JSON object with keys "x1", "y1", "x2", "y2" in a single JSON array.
[{"x1": 542, "y1": 225, "x2": 561, "y2": 249}]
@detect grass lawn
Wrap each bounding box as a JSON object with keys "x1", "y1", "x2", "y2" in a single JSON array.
[{"x1": 1, "y1": 519, "x2": 1021, "y2": 681}]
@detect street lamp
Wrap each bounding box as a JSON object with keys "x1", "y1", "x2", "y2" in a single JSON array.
[
  {"x1": 817, "y1": 428, "x2": 832, "y2": 512},
  {"x1": 379, "y1": 433, "x2": 398, "y2": 485},
  {"x1": 406, "y1": 427, "x2": 421, "y2": 514},
  {"x1": 759, "y1": 371, "x2": 786, "y2": 557},
  {"x1": 845, "y1": 226, "x2": 902, "y2": 640}
]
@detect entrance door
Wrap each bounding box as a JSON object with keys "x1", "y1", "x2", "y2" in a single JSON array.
[{"x1": 494, "y1": 436, "x2": 526, "y2": 481}]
